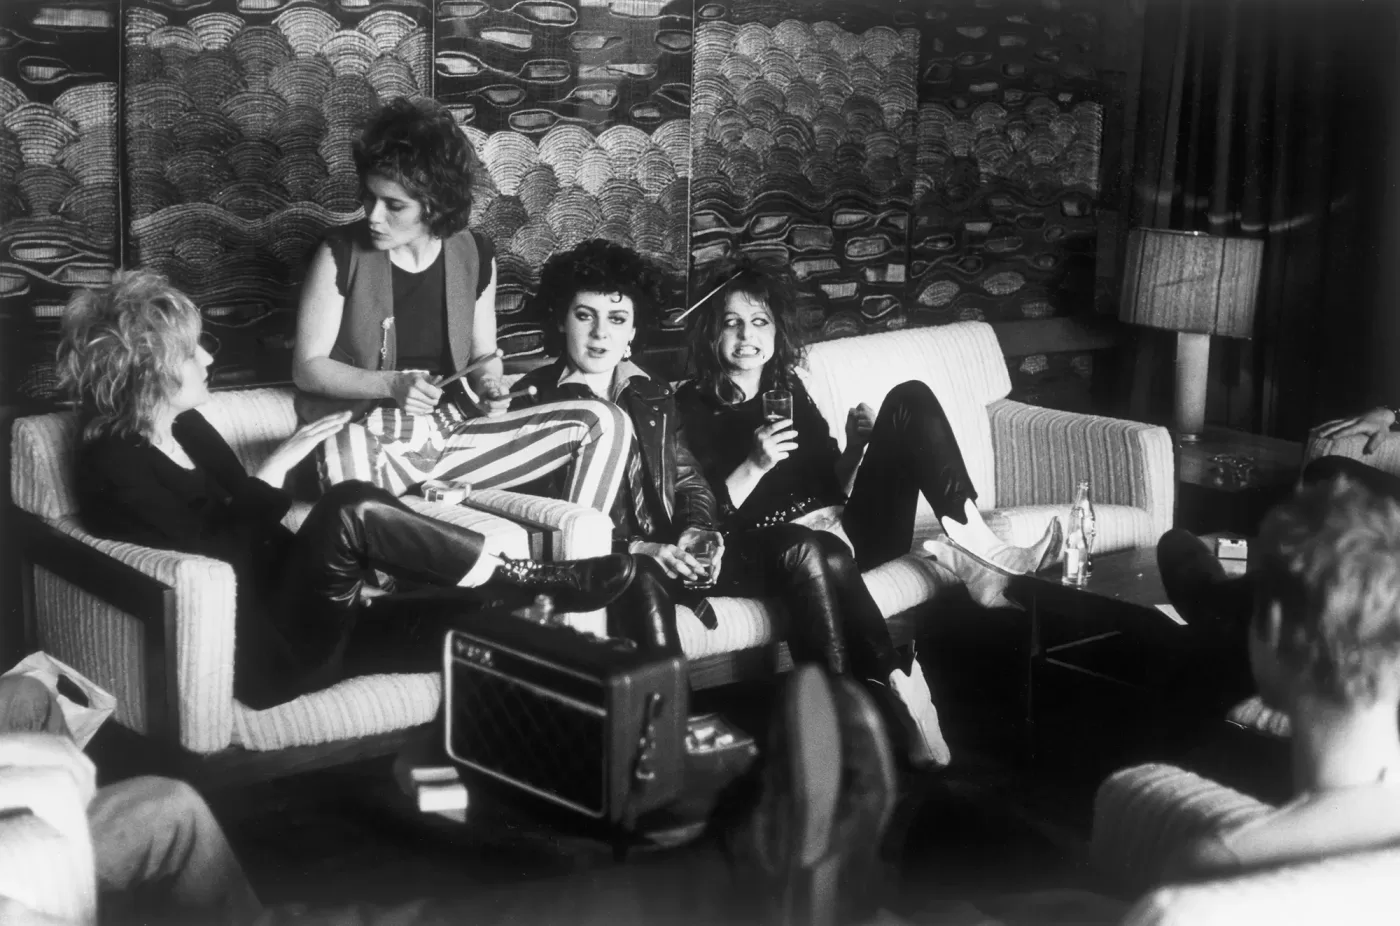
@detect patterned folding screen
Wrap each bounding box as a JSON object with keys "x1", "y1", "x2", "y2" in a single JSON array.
[
  {"x1": 439, "y1": 0, "x2": 693, "y2": 358},
  {"x1": 0, "y1": 0, "x2": 120, "y2": 404},
  {"x1": 690, "y1": 3, "x2": 918, "y2": 342},
  {"x1": 122, "y1": 0, "x2": 432, "y2": 387}
]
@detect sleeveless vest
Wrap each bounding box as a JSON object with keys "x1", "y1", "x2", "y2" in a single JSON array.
[{"x1": 294, "y1": 221, "x2": 481, "y2": 423}]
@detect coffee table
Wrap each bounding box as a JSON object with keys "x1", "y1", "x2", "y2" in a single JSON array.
[{"x1": 1006, "y1": 546, "x2": 1193, "y2": 764}]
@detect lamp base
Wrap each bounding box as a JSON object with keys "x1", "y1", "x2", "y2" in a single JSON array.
[{"x1": 1174, "y1": 331, "x2": 1211, "y2": 442}]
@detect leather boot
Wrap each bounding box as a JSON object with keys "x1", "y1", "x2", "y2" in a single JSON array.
[
  {"x1": 1157, "y1": 529, "x2": 1253, "y2": 628},
  {"x1": 493, "y1": 554, "x2": 637, "y2": 613}
]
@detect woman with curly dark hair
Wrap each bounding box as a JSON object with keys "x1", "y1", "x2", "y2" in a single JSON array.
[
  {"x1": 511, "y1": 240, "x2": 947, "y2": 769},
  {"x1": 293, "y1": 97, "x2": 632, "y2": 516}
]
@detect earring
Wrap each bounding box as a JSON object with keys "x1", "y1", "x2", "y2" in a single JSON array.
[{"x1": 623, "y1": 344, "x2": 632, "y2": 360}]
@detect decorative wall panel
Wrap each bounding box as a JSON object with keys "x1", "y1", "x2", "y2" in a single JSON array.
[
  {"x1": 0, "y1": 0, "x2": 120, "y2": 404},
  {"x1": 909, "y1": 0, "x2": 1102, "y2": 327},
  {"x1": 123, "y1": 0, "x2": 431, "y2": 387},
  {"x1": 438, "y1": 0, "x2": 692, "y2": 358},
  {"x1": 690, "y1": 2, "x2": 918, "y2": 341}
]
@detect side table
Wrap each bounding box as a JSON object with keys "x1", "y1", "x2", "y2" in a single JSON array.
[{"x1": 1176, "y1": 426, "x2": 1302, "y2": 534}]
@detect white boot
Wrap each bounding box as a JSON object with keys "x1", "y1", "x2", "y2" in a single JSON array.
[{"x1": 888, "y1": 655, "x2": 951, "y2": 769}]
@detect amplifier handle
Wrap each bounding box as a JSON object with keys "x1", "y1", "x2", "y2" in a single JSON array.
[{"x1": 623, "y1": 691, "x2": 665, "y2": 831}]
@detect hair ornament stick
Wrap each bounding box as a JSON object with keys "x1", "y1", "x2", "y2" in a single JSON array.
[{"x1": 673, "y1": 271, "x2": 742, "y2": 326}]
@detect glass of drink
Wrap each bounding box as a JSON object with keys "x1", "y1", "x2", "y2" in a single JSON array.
[
  {"x1": 762, "y1": 388, "x2": 793, "y2": 423},
  {"x1": 681, "y1": 529, "x2": 723, "y2": 587}
]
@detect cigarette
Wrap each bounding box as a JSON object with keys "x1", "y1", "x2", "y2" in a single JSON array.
[{"x1": 436, "y1": 349, "x2": 503, "y2": 388}]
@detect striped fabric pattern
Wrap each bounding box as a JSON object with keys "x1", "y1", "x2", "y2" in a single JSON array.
[
  {"x1": 0, "y1": 769, "x2": 97, "y2": 925},
  {"x1": 1304, "y1": 426, "x2": 1400, "y2": 477},
  {"x1": 11, "y1": 410, "x2": 81, "y2": 520},
  {"x1": 988, "y1": 399, "x2": 1175, "y2": 541},
  {"x1": 1090, "y1": 763, "x2": 1272, "y2": 894},
  {"x1": 321, "y1": 400, "x2": 634, "y2": 514},
  {"x1": 1226, "y1": 695, "x2": 1293, "y2": 738},
  {"x1": 801, "y1": 323, "x2": 1011, "y2": 510},
  {"x1": 232, "y1": 672, "x2": 441, "y2": 752},
  {"x1": 194, "y1": 387, "x2": 301, "y2": 473},
  {"x1": 1123, "y1": 846, "x2": 1400, "y2": 926}
]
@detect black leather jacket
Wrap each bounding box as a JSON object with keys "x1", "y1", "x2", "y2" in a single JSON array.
[{"x1": 512, "y1": 360, "x2": 719, "y2": 547}]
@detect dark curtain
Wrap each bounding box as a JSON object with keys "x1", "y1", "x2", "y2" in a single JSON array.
[{"x1": 1120, "y1": 0, "x2": 1397, "y2": 439}]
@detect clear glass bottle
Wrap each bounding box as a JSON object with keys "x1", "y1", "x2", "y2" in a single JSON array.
[{"x1": 1062, "y1": 480, "x2": 1097, "y2": 586}]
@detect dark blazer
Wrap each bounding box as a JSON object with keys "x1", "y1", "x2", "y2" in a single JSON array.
[{"x1": 512, "y1": 360, "x2": 719, "y2": 546}]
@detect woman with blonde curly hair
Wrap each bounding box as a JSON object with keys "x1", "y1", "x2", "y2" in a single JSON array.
[{"x1": 59, "y1": 270, "x2": 634, "y2": 709}]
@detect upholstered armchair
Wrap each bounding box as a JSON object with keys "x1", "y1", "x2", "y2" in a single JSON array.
[
  {"x1": 9, "y1": 388, "x2": 613, "y2": 781},
  {"x1": 1093, "y1": 763, "x2": 1400, "y2": 924}
]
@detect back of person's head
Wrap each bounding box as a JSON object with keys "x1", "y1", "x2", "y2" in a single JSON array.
[
  {"x1": 55, "y1": 269, "x2": 200, "y2": 442},
  {"x1": 534, "y1": 239, "x2": 671, "y2": 357},
  {"x1": 686, "y1": 256, "x2": 804, "y2": 404},
  {"x1": 1254, "y1": 476, "x2": 1400, "y2": 708},
  {"x1": 353, "y1": 96, "x2": 474, "y2": 238}
]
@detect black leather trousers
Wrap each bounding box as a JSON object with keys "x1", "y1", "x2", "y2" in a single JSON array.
[
  {"x1": 719, "y1": 523, "x2": 901, "y2": 683},
  {"x1": 271, "y1": 480, "x2": 487, "y2": 696},
  {"x1": 607, "y1": 556, "x2": 686, "y2": 660},
  {"x1": 842, "y1": 380, "x2": 978, "y2": 571}
]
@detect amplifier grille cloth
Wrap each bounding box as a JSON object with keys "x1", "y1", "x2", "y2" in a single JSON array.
[{"x1": 449, "y1": 665, "x2": 606, "y2": 813}]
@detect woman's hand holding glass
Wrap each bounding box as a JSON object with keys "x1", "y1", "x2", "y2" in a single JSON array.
[
  {"x1": 678, "y1": 528, "x2": 724, "y2": 588},
  {"x1": 256, "y1": 411, "x2": 353, "y2": 487},
  {"x1": 750, "y1": 418, "x2": 799, "y2": 472},
  {"x1": 630, "y1": 539, "x2": 711, "y2": 586},
  {"x1": 389, "y1": 370, "x2": 440, "y2": 417}
]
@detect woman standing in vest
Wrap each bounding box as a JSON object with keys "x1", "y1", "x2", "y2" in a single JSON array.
[{"x1": 294, "y1": 98, "x2": 631, "y2": 515}]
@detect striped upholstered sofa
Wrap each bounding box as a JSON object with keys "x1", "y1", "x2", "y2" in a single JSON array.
[{"x1": 10, "y1": 321, "x2": 1173, "y2": 775}]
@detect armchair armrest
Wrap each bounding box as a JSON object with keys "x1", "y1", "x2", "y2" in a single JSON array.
[
  {"x1": 1090, "y1": 763, "x2": 1271, "y2": 895},
  {"x1": 1121, "y1": 844, "x2": 1400, "y2": 926},
  {"x1": 988, "y1": 400, "x2": 1174, "y2": 539},
  {"x1": 461, "y1": 489, "x2": 614, "y2": 560},
  {"x1": 460, "y1": 489, "x2": 614, "y2": 637},
  {"x1": 0, "y1": 767, "x2": 97, "y2": 925},
  {"x1": 1304, "y1": 426, "x2": 1400, "y2": 478},
  {"x1": 17, "y1": 510, "x2": 237, "y2": 755}
]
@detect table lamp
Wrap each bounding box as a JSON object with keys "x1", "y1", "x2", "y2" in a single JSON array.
[{"x1": 1119, "y1": 228, "x2": 1263, "y2": 442}]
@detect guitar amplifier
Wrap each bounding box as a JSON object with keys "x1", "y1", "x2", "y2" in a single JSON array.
[{"x1": 442, "y1": 612, "x2": 687, "y2": 828}]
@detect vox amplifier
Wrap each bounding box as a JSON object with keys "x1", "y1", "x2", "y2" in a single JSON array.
[{"x1": 443, "y1": 613, "x2": 687, "y2": 828}]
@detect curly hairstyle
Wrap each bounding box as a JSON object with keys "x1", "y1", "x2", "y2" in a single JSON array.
[
  {"x1": 55, "y1": 269, "x2": 202, "y2": 443},
  {"x1": 1256, "y1": 476, "x2": 1400, "y2": 706},
  {"x1": 534, "y1": 239, "x2": 673, "y2": 357},
  {"x1": 353, "y1": 97, "x2": 475, "y2": 239},
  {"x1": 685, "y1": 256, "x2": 804, "y2": 404}
]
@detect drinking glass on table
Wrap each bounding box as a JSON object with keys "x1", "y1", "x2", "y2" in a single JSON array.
[
  {"x1": 680, "y1": 529, "x2": 724, "y2": 588},
  {"x1": 762, "y1": 388, "x2": 793, "y2": 424}
]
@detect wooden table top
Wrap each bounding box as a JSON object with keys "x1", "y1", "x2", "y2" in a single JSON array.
[{"x1": 1177, "y1": 426, "x2": 1303, "y2": 492}]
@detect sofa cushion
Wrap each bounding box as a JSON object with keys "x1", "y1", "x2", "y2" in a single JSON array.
[
  {"x1": 677, "y1": 554, "x2": 962, "y2": 660},
  {"x1": 800, "y1": 323, "x2": 1011, "y2": 512}
]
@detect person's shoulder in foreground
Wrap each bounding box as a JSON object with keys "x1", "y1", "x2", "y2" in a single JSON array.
[{"x1": 1170, "y1": 475, "x2": 1400, "y2": 880}]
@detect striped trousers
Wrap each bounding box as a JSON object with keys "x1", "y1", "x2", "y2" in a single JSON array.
[{"x1": 318, "y1": 400, "x2": 633, "y2": 514}]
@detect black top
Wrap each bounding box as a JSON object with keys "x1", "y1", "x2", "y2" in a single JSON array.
[
  {"x1": 74, "y1": 411, "x2": 303, "y2": 707},
  {"x1": 674, "y1": 378, "x2": 844, "y2": 530},
  {"x1": 330, "y1": 230, "x2": 496, "y2": 377}
]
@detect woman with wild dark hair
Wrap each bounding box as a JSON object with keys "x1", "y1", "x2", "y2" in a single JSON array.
[
  {"x1": 293, "y1": 97, "x2": 632, "y2": 516},
  {"x1": 61, "y1": 270, "x2": 635, "y2": 710},
  {"x1": 512, "y1": 240, "x2": 948, "y2": 769},
  {"x1": 676, "y1": 259, "x2": 1069, "y2": 765}
]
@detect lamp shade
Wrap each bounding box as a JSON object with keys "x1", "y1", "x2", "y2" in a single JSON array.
[{"x1": 1119, "y1": 228, "x2": 1262, "y2": 339}]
